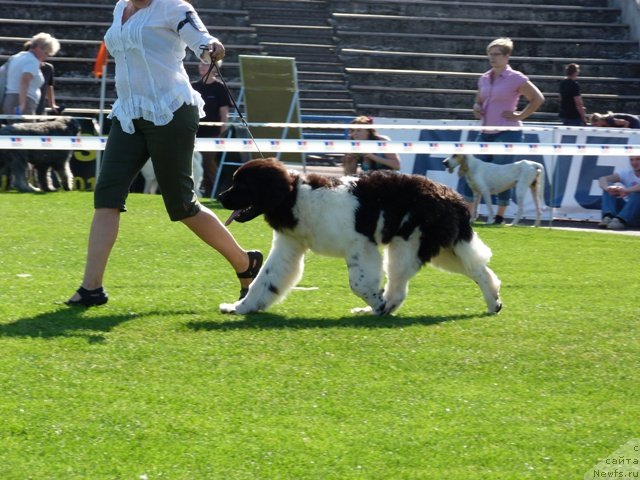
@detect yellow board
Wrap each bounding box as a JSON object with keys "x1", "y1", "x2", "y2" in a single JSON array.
[{"x1": 239, "y1": 55, "x2": 303, "y2": 163}]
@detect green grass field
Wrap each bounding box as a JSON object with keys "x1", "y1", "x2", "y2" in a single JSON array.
[{"x1": 0, "y1": 192, "x2": 638, "y2": 479}]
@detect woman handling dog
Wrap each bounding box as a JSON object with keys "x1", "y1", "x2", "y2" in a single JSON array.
[
  {"x1": 467, "y1": 37, "x2": 545, "y2": 224},
  {"x1": 66, "y1": 0, "x2": 262, "y2": 306}
]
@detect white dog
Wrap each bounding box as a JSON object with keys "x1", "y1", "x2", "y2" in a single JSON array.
[
  {"x1": 443, "y1": 153, "x2": 545, "y2": 226},
  {"x1": 141, "y1": 151, "x2": 204, "y2": 194}
]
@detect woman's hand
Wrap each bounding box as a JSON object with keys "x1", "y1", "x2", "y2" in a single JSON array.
[{"x1": 208, "y1": 41, "x2": 225, "y2": 62}]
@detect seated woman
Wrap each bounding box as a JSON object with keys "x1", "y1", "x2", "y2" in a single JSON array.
[
  {"x1": 342, "y1": 116, "x2": 401, "y2": 175},
  {"x1": 591, "y1": 112, "x2": 640, "y2": 129}
]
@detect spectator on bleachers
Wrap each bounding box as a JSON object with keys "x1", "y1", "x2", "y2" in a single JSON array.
[
  {"x1": 23, "y1": 41, "x2": 62, "y2": 116},
  {"x1": 466, "y1": 37, "x2": 545, "y2": 224},
  {"x1": 342, "y1": 115, "x2": 400, "y2": 175},
  {"x1": 1, "y1": 33, "x2": 60, "y2": 116},
  {"x1": 559, "y1": 63, "x2": 587, "y2": 126},
  {"x1": 191, "y1": 60, "x2": 230, "y2": 197},
  {"x1": 597, "y1": 155, "x2": 640, "y2": 230},
  {"x1": 591, "y1": 112, "x2": 640, "y2": 129}
]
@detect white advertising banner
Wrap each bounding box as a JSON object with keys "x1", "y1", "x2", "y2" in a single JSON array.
[{"x1": 375, "y1": 119, "x2": 640, "y2": 221}]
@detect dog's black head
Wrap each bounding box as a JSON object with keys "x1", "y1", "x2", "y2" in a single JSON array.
[{"x1": 218, "y1": 157, "x2": 297, "y2": 227}]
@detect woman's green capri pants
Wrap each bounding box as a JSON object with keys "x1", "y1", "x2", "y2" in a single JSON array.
[{"x1": 95, "y1": 103, "x2": 202, "y2": 221}]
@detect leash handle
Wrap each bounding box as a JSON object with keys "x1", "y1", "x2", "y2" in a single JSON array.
[{"x1": 198, "y1": 47, "x2": 265, "y2": 158}]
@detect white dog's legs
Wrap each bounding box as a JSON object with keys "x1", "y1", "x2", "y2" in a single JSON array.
[
  {"x1": 220, "y1": 234, "x2": 307, "y2": 314},
  {"x1": 512, "y1": 180, "x2": 529, "y2": 226},
  {"x1": 379, "y1": 235, "x2": 424, "y2": 315},
  {"x1": 478, "y1": 190, "x2": 495, "y2": 224},
  {"x1": 347, "y1": 243, "x2": 387, "y2": 315},
  {"x1": 431, "y1": 234, "x2": 502, "y2": 314}
]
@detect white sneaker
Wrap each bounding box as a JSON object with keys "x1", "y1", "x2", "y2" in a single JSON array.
[
  {"x1": 597, "y1": 216, "x2": 612, "y2": 229},
  {"x1": 607, "y1": 218, "x2": 627, "y2": 230}
]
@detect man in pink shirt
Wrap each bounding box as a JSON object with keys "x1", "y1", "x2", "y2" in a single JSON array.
[{"x1": 463, "y1": 37, "x2": 545, "y2": 224}]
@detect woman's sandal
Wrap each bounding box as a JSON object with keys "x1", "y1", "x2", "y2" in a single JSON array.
[
  {"x1": 237, "y1": 250, "x2": 263, "y2": 300},
  {"x1": 65, "y1": 286, "x2": 109, "y2": 307}
]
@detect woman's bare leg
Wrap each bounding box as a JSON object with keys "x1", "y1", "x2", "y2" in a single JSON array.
[
  {"x1": 67, "y1": 208, "x2": 120, "y2": 302},
  {"x1": 180, "y1": 206, "x2": 254, "y2": 289}
]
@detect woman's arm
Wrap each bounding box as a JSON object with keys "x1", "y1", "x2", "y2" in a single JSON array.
[
  {"x1": 472, "y1": 92, "x2": 483, "y2": 120},
  {"x1": 573, "y1": 95, "x2": 587, "y2": 124},
  {"x1": 598, "y1": 172, "x2": 621, "y2": 190},
  {"x1": 363, "y1": 152, "x2": 401, "y2": 170},
  {"x1": 502, "y1": 81, "x2": 545, "y2": 121}
]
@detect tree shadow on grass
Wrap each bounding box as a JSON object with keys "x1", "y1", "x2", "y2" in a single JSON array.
[
  {"x1": 186, "y1": 311, "x2": 490, "y2": 332},
  {"x1": 0, "y1": 308, "x2": 189, "y2": 343}
]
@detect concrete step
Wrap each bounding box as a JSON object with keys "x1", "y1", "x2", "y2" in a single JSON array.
[
  {"x1": 351, "y1": 84, "x2": 640, "y2": 113},
  {"x1": 245, "y1": 0, "x2": 328, "y2": 11},
  {"x1": 72, "y1": 0, "x2": 242, "y2": 6},
  {"x1": 300, "y1": 106, "x2": 358, "y2": 115},
  {"x1": 0, "y1": 1, "x2": 249, "y2": 26},
  {"x1": 248, "y1": 7, "x2": 329, "y2": 24},
  {"x1": 300, "y1": 89, "x2": 353, "y2": 99},
  {"x1": 339, "y1": 48, "x2": 640, "y2": 78},
  {"x1": 0, "y1": 37, "x2": 263, "y2": 62},
  {"x1": 330, "y1": 0, "x2": 620, "y2": 24},
  {"x1": 332, "y1": 13, "x2": 629, "y2": 40},
  {"x1": 446, "y1": 0, "x2": 608, "y2": 6},
  {"x1": 296, "y1": 61, "x2": 345, "y2": 73},
  {"x1": 252, "y1": 24, "x2": 334, "y2": 43},
  {"x1": 336, "y1": 31, "x2": 640, "y2": 60},
  {"x1": 346, "y1": 67, "x2": 640, "y2": 97},
  {"x1": 0, "y1": 18, "x2": 258, "y2": 43},
  {"x1": 259, "y1": 41, "x2": 338, "y2": 60}
]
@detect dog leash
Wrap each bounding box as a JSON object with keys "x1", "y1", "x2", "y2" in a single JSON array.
[{"x1": 199, "y1": 48, "x2": 265, "y2": 159}]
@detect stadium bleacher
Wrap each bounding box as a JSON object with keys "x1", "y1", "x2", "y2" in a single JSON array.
[{"x1": 0, "y1": 0, "x2": 639, "y2": 121}]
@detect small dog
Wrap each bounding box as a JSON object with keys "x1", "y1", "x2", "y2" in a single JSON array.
[
  {"x1": 0, "y1": 117, "x2": 80, "y2": 192},
  {"x1": 218, "y1": 158, "x2": 502, "y2": 316},
  {"x1": 141, "y1": 151, "x2": 204, "y2": 195},
  {"x1": 443, "y1": 153, "x2": 546, "y2": 226}
]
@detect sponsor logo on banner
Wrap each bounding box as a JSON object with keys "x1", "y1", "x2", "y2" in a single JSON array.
[
  {"x1": 376, "y1": 141, "x2": 388, "y2": 150},
  {"x1": 10, "y1": 137, "x2": 22, "y2": 145},
  {"x1": 454, "y1": 143, "x2": 464, "y2": 151},
  {"x1": 323, "y1": 141, "x2": 336, "y2": 150},
  {"x1": 600, "y1": 145, "x2": 610, "y2": 153},
  {"x1": 429, "y1": 142, "x2": 440, "y2": 152},
  {"x1": 296, "y1": 140, "x2": 308, "y2": 151},
  {"x1": 480, "y1": 143, "x2": 489, "y2": 152},
  {"x1": 70, "y1": 137, "x2": 82, "y2": 146},
  {"x1": 528, "y1": 144, "x2": 539, "y2": 152},
  {"x1": 270, "y1": 140, "x2": 280, "y2": 148},
  {"x1": 402, "y1": 142, "x2": 413, "y2": 152},
  {"x1": 242, "y1": 140, "x2": 253, "y2": 150},
  {"x1": 504, "y1": 143, "x2": 514, "y2": 151},
  {"x1": 40, "y1": 137, "x2": 53, "y2": 148}
]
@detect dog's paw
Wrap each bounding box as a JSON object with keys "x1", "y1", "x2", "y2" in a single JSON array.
[
  {"x1": 219, "y1": 302, "x2": 238, "y2": 314},
  {"x1": 351, "y1": 306, "x2": 373, "y2": 314}
]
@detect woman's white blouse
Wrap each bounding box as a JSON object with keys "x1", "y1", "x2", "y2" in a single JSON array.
[{"x1": 104, "y1": 0, "x2": 218, "y2": 134}]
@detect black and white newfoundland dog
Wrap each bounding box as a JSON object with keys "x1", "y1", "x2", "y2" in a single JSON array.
[
  {"x1": 0, "y1": 117, "x2": 79, "y2": 192},
  {"x1": 218, "y1": 158, "x2": 502, "y2": 316}
]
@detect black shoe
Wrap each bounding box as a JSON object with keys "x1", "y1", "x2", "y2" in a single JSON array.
[
  {"x1": 65, "y1": 286, "x2": 108, "y2": 307},
  {"x1": 492, "y1": 215, "x2": 505, "y2": 225},
  {"x1": 236, "y1": 250, "x2": 263, "y2": 300}
]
